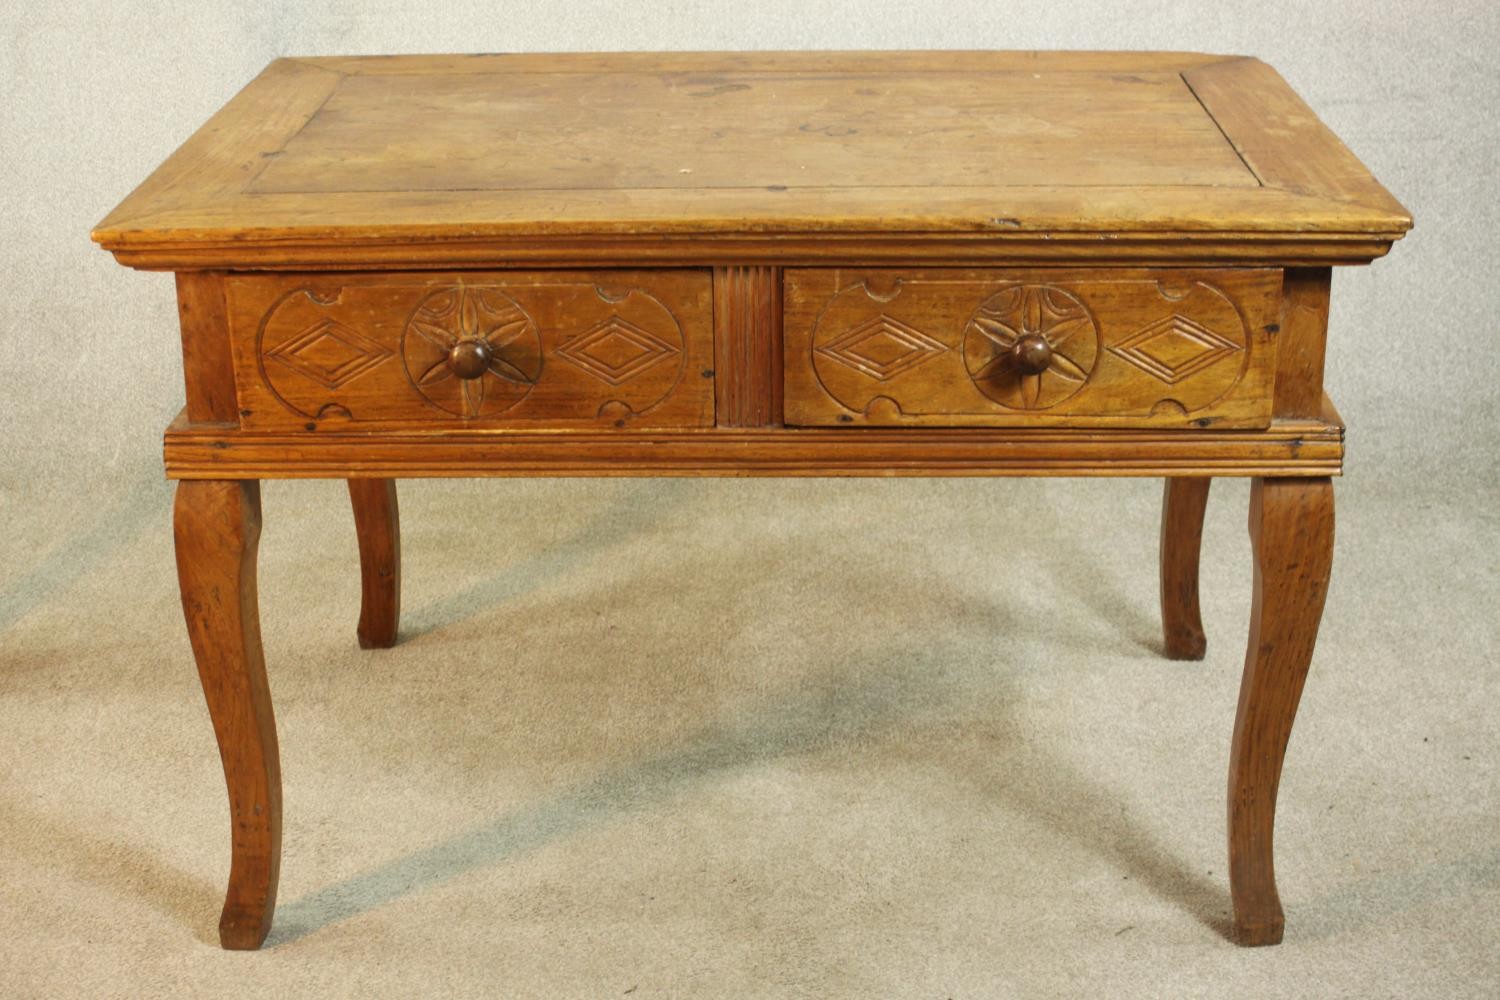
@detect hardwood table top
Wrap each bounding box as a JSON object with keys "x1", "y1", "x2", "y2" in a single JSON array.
[{"x1": 93, "y1": 51, "x2": 1410, "y2": 270}]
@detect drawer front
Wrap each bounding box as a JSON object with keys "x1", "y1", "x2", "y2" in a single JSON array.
[
  {"x1": 228, "y1": 270, "x2": 713, "y2": 430},
  {"x1": 784, "y1": 268, "x2": 1282, "y2": 428}
]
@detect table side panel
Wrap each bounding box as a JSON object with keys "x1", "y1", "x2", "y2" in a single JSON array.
[
  {"x1": 1274, "y1": 267, "x2": 1332, "y2": 419},
  {"x1": 176, "y1": 271, "x2": 239, "y2": 424}
]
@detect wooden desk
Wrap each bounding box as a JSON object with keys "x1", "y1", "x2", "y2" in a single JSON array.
[{"x1": 93, "y1": 51, "x2": 1410, "y2": 950}]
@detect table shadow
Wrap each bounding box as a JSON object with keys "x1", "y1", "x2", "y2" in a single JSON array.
[
  {"x1": 0, "y1": 459, "x2": 166, "y2": 639},
  {"x1": 1, "y1": 795, "x2": 222, "y2": 946},
  {"x1": 396, "y1": 479, "x2": 696, "y2": 641},
  {"x1": 270, "y1": 594, "x2": 1224, "y2": 947}
]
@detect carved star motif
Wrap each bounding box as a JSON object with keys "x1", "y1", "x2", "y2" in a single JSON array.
[
  {"x1": 403, "y1": 286, "x2": 541, "y2": 417},
  {"x1": 964, "y1": 285, "x2": 1099, "y2": 409}
]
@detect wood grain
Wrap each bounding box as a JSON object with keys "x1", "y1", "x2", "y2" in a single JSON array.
[
  {"x1": 249, "y1": 68, "x2": 1252, "y2": 195},
  {"x1": 347, "y1": 479, "x2": 400, "y2": 649},
  {"x1": 161, "y1": 409, "x2": 1344, "y2": 479},
  {"x1": 97, "y1": 50, "x2": 1413, "y2": 950},
  {"x1": 1160, "y1": 477, "x2": 1211, "y2": 659},
  {"x1": 226, "y1": 270, "x2": 714, "y2": 430},
  {"x1": 785, "y1": 268, "x2": 1281, "y2": 428},
  {"x1": 1274, "y1": 268, "x2": 1332, "y2": 419},
  {"x1": 92, "y1": 52, "x2": 1411, "y2": 271},
  {"x1": 1228, "y1": 476, "x2": 1335, "y2": 945},
  {"x1": 173, "y1": 480, "x2": 280, "y2": 950},
  {"x1": 175, "y1": 272, "x2": 238, "y2": 423},
  {"x1": 101, "y1": 59, "x2": 341, "y2": 234},
  {"x1": 1182, "y1": 59, "x2": 1409, "y2": 219},
  {"x1": 713, "y1": 266, "x2": 783, "y2": 427},
  {"x1": 104, "y1": 233, "x2": 1404, "y2": 271}
]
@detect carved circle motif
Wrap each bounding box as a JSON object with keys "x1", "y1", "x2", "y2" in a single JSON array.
[
  {"x1": 962, "y1": 284, "x2": 1099, "y2": 409},
  {"x1": 400, "y1": 286, "x2": 543, "y2": 417}
]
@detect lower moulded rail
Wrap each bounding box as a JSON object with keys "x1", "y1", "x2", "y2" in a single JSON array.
[{"x1": 163, "y1": 416, "x2": 1344, "y2": 480}]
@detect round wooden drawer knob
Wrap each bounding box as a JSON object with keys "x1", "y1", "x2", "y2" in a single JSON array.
[
  {"x1": 448, "y1": 339, "x2": 493, "y2": 379},
  {"x1": 1012, "y1": 334, "x2": 1053, "y2": 375}
]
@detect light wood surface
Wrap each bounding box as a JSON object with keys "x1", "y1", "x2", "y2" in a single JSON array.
[
  {"x1": 93, "y1": 52, "x2": 1410, "y2": 270},
  {"x1": 175, "y1": 272, "x2": 238, "y2": 423},
  {"x1": 1229, "y1": 476, "x2": 1336, "y2": 945},
  {"x1": 251, "y1": 66, "x2": 1253, "y2": 194},
  {"x1": 1274, "y1": 268, "x2": 1334, "y2": 419}
]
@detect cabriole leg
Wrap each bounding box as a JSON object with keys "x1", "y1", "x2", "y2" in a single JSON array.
[
  {"x1": 1160, "y1": 476, "x2": 1212, "y2": 660},
  {"x1": 174, "y1": 479, "x2": 281, "y2": 950},
  {"x1": 347, "y1": 478, "x2": 401, "y2": 649},
  {"x1": 1228, "y1": 476, "x2": 1334, "y2": 946}
]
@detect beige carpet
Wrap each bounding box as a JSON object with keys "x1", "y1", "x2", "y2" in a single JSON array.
[{"x1": 3, "y1": 472, "x2": 1496, "y2": 998}]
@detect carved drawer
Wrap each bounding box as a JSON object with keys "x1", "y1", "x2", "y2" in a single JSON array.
[
  {"x1": 227, "y1": 270, "x2": 714, "y2": 430},
  {"x1": 783, "y1": 268, "x2": 1283, "y2": 428}
]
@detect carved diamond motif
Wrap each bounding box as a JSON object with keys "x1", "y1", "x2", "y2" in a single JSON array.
[
  {"x1": 267, "y1": 319, "x2": 391, "y2": 389},
  {"x1": 816, "y1": 314, "x2": 947, "y2": 381},
  {"x1": 555, "y1": 315, "x2": 678, "y2": 386},
  {"x1": 1110, "y1": 314, "x2": 1241, "y2": 384}
]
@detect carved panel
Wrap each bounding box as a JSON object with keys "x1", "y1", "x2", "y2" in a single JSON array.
[
  {"x1": 555, "y1": 314, "x2": 679, "y2": 386},
  {"x1": 228, "y1": 271, "x2": 713, "y2": 430},
  {"x1": 1109, "y1": 314, "x2": 1240, "y2": 384},
  {"x1": 784, "y1": 268, "x2": 1281, "y2": 428},
  {"x1": 818, "y1": 314, "x2": 948, "y2": 381},
  {"x1": 270, "y1": 316, "x2": 393, "y2": 391}
]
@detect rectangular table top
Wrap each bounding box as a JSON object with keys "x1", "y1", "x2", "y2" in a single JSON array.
[{"x1": 93, "y1": 51, "x2": 1410, "y2": 269}]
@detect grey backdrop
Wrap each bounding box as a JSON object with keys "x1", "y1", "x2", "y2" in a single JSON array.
[
  {"x1": 2, "y1": 3, "x2": 1498, "y2": 998},
  {"x1": 2, "y1": 1, "x2": 1497, "y2": 496}
]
